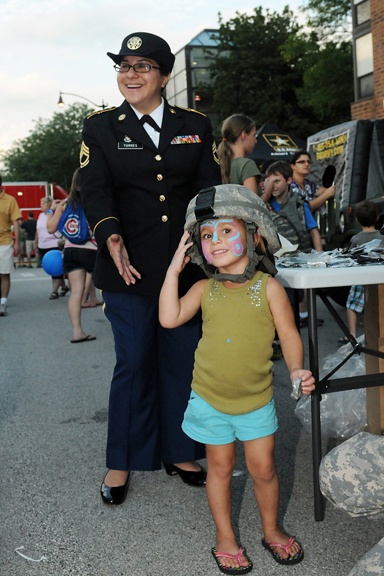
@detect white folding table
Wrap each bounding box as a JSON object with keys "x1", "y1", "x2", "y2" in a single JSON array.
[{"x1": 277, "y1": 264, "x2": 384, "y2": 520}]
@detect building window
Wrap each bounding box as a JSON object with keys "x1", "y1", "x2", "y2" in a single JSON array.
[
  {"x1": 355, "y1": 32, "x2": 374, "y2": 98},
  {"x1": 354, "y1": 0, "x2": 370, "y2": 26}
]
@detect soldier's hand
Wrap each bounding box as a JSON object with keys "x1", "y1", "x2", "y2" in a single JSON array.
[{"x1": 106, "y1": 234, "x2": 141, "y2": 286}]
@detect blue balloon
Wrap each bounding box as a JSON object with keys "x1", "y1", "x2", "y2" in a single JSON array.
[{"x1": 42, "y1": 250, "x2": 64, "y2": 276}]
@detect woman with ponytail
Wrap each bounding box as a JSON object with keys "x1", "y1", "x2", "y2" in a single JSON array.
[{"x1": 217, "y1": 114, "x2": 261, "y2": 193}]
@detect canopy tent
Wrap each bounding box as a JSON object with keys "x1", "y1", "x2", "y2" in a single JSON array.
[{"x1": 248, "y1": 122, "x2": 306, "y2": 172}]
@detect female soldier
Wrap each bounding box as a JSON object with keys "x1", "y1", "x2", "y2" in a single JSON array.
[{"x1": 80, "y1": 32, "x2": 221, "y2": 504}]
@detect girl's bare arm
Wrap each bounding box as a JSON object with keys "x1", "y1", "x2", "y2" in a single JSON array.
[
  {"x1": 267, "y1": 277, "x2": 315, "y2": 395},
  {"x1": 159, "y1": 231, "x2": 206, "y2": 328}
]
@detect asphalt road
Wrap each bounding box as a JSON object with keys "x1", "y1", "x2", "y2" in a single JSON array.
[{"x1": 0, "y1": 265, "x2": 380, "y2": 575}]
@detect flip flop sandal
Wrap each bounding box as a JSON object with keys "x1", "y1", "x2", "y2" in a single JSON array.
[
  {"x1": 70, "y1": 335, "x2": 97, "y2": 343},
  {"x1": 262, "y1": 536, "x2": 304, "y2": 565},
  {"x1": 49, "y1": 292, "x2": 59, "y2": 300},
  {"x1": 211, "y1": 547, "x2": 253, "y2": 575}
]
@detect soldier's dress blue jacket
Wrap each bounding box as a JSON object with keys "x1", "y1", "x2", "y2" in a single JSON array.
[{"x1": 80, "y1": 98, "x2": 221, "y2": 471}]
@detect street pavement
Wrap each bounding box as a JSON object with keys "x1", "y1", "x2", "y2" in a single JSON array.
[{"x1": 0, "y1": 266, "x2": 381, "y2": 576}]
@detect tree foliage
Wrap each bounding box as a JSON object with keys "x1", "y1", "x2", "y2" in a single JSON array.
[
  {"x1": 2, "y1": 103, "x2": 92, "y2": 190},
  {"x1": 208, "y1": 6, "x2": 354, "y2": 140},
  {"x1": 208, "y1": 8, "x2": 304, "y2": 133},
  {"x1": 296, "y1": 42, "x2": 353, "y2": 125},
  {"x1": 282, "y1": 31, "x2": 354, "y2": 127},
  {"x1": 302, "y1": 0, "x2": 352, "y2": 42}
]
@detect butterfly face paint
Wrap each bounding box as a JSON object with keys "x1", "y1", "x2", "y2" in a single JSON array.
[{"x1": 200, "y1": 218, "x2": 245, "y2": 264}]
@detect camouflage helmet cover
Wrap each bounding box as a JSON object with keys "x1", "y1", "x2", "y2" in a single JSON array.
[{"x1": 185, "y1": 184, "x2": 281, "y2": 256}]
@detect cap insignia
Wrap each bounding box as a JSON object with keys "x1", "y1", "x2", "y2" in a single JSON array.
[{"x1": 127, "y1": 37, "x2": 142, "y2": 50}]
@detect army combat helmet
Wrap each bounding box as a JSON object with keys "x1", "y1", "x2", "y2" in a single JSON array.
[{"x1": 185, "y1": 184, "x2": 281, "y2": 283}]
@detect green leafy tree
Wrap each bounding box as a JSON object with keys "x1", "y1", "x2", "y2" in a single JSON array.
[
  {"x1": 282, "y1": 31, "x2": 354, "y2": 128},
  {"x1": 302, "y1": 0, "x2": 352, "y2": 41},
  {"x1": 297, "y1": 41, "x2": 353, "y2": 125},
  {"x1": 208, "y1": 6, "x2": 354, "y2": 139},
  {"x1": 208, "y1": 8, "x2": 305, "y2": 135},
  {"x1": 2, "y1": 103, "x2": 92, "y2": 190}
]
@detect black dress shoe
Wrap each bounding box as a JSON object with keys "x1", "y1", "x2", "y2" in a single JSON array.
[
  {"x1": 100, "y1": 471, "x2": 131, "y2": 505},
  {"x1": 163, "y1": 463, "x2": 206, "y2": 486}
]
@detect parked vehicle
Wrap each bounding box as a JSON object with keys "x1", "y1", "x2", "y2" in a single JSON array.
[{"x1": 2, "y1": 181, "x2": 68, "y2": 220}]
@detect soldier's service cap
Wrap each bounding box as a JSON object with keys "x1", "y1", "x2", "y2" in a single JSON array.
[{"x1": 107, "y1": 32, "x2": 175, "y2": 74}]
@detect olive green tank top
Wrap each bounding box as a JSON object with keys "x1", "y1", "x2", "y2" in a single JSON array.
[{"x1": 192, "y1": 271, "x2": 275, "y2": 415}]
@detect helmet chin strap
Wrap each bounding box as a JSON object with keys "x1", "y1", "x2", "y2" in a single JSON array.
[{"x1": 192, "y1": 223, "x2": 277, "y2": 283}]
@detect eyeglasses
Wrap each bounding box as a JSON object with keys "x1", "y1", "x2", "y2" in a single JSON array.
[
  {"x1": 113, "y1": 63, "x2": 160, "y2": 74},
  {"x1": 295, "y1": 159, "x2": 312, "y2": 165}
]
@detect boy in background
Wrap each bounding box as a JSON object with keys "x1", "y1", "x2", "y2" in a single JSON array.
[
  {"x1": 339, "y1": 200, "x2": 384, "y2": 344},
  {"x1": 21, "y1": 212, "x2": 37, "y2": 268},
  {"x1": 263, "y1": 161, "x2": 323, "y2": 328}
]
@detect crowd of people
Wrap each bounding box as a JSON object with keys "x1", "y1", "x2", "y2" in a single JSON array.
[
  {"x1": 1, "y1": 29, "x2": 378, "y2": 575},
  {"x1": 0, "y1": 174, "x2": 101, "y2": 338}
]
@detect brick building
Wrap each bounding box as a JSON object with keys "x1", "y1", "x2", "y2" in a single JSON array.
[{"x1": 351, "y1": 0, "x2": 384, "y2": 119}]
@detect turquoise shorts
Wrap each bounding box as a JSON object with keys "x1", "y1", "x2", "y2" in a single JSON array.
[{"x1": 182, "y1": 391, "x2": 278, "y2": 445}]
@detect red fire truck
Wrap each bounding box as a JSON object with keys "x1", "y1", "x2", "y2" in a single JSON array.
[{"x1": 2, "y1": 181, "x2": 68, "y2": 220}]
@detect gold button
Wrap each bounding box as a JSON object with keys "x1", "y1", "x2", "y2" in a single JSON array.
[
  {"x1": 156, "y1": 174, "x2": 163, "y2": 181},
  {"x1": 155, "y1": 154, "x2": 162, "y2": 161},
  {"x1": 159, "y1": 195, "x2": 166, "y2": 202},
  {"x1": 161, "y1": 215, "x2": 168, "y2": 222}
]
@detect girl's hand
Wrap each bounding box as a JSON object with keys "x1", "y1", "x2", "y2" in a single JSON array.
[
  {"x1": 290, "y1": 369, "x2": 315, "y2": 396},
  {"x1": 51, "y1": 198, "x2": 66, "y2": 212},
  {"x1": 169, "y1": 231, "x2": 193, "y2": 275}
]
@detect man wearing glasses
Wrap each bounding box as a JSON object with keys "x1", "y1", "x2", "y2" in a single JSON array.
[
  {"x1": 290, "y1": 149, "x2": 335, "y2": 214},
  {"x1": 290, "y1": 149, "x2": 335, "y2": 327}
]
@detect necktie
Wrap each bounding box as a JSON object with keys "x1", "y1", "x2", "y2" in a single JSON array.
[{"x1": 140, "y1": 114, "x2": 160, "y2": 132}]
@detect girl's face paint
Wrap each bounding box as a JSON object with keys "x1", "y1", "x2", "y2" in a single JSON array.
[{"x1": 200, "y1": 218, "x2": 245, "y2": 264}]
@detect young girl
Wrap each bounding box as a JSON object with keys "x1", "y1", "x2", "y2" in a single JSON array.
[
  {"x1": 218, "y1": 114, "x2": 261, "y2": 194},
  {"x1": 159, "y1": 184, "x2": 315, "y2": 574},
  {"x1": 46, "y1": 169, "x2": 99, "y2": 343}
]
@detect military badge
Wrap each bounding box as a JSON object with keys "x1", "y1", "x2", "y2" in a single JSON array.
[
  {"x1": 170, "y1": 135, "x2": 202, "y2": 144},
  {"x1": 80, "y1": 141, "x2": 90, "y2": 167},
  {"x1": 118, "y1": 136, "x2": 143, "y2": 150},
  {"x1": 127, "y1": 37, "x2": 142, "y2": 50},
  {"x1": 213, "y1": 141, "x2": 220, "y2": 165}
]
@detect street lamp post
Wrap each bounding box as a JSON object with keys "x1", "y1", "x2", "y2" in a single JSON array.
[{"x1": 57, "y1": 92, "x2": 107, "y2": 109}]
